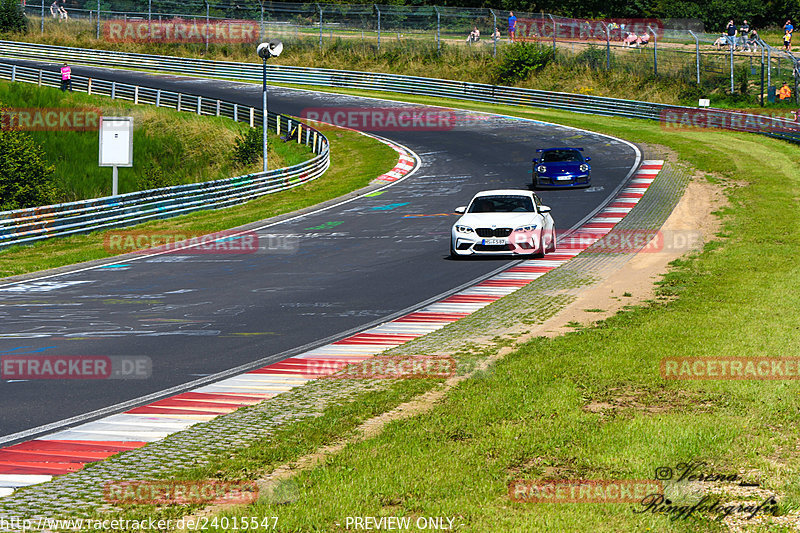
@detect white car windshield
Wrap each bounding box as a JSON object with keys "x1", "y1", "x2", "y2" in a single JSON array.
[{"x1": 468, "y1": 196, "x2": 534, "y2": 213}]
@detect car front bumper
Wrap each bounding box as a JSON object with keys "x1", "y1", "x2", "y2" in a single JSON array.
[
  {"x1": 533, "y1": 173, "x2": 591, "y2": 188},
  {"x1": 451, "y1": 232, "x2": 542, "y2": 256}
]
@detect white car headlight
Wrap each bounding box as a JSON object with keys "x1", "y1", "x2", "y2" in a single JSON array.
[
  {"x1": 455, "y1": 225, "x2": 474, "y2": 234},
  {"x1": 514, "y1": 225, "x2": 538, "y2": 232},
  {"x1": 579, "y1": 164, "x2": 589, "y2": 172},
  {"x1": 536, "y1": 165, "x2": 547, "y2": 173}
]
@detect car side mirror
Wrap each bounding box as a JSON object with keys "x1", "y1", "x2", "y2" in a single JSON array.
[
  {"x1": 539, "y1": 205, "x2": 551, "y2": 213},
  {"x1": 584, "y1": 156, "x2": 591, "y2": 161},
  {"x1": 532, "y1": 158, "x2": 538, "y2": 163},
  {"x1": 455, "y1": 206, "x2": 466, "y2": 214}
]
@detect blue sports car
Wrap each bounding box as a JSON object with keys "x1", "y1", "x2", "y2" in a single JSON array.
[{"x1": 531, "y1": 147, "x2": 591, "y2": 188}]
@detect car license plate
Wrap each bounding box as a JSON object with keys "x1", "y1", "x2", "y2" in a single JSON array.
[
  {"x1": 483, "y1": 239, "x2": 506, "y2": 245},
  {"x1": 556, "y1": 176, "x2": 573, "y2": 181}
]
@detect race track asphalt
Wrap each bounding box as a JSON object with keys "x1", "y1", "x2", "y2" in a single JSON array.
[{"x1": 0, "y1": 60, "x2": 640, "y2": 443}]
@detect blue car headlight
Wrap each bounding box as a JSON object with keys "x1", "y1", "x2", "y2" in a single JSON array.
[{"x1": 580, "y1": 164, "x2": 590, "y2": 172}]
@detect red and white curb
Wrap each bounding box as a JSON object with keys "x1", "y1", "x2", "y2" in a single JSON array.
[
  {"x1": 0, "y1": 161, "x2": 664, "y2": 496},
  {"x1": 375, "y1": 142, "x2": 416, "y2": 182}
]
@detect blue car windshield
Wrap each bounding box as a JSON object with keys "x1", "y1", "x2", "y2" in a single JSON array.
[
  {"x1": 468, "y1": 196, "x2": 534, "y2": 213},
  {"x1": 541, "y1": 150, "x2": 582, "y2": 163}
]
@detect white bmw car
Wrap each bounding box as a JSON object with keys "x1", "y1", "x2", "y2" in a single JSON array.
[{"x1": 450, "y1": 190, "x2": 556, "y2": 258}]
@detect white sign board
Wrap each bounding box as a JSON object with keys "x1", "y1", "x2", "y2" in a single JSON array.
[
  {"x1": 698, "y1": 99, "x2": 711, "y2": 107},
  {"x1": 99, "y1": 116, "x2": 133, "y2": 167}
]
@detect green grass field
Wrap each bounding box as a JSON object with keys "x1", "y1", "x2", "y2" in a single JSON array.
[
  {"x1": 0, "y1": 81, "x2": 311, "y2": 201},
  {"x1": 43, "y1": 91, "x2": 798, "y2": 531},
  {"x1": 0, "y1": 122, "x2": 397, "y2": 278}
]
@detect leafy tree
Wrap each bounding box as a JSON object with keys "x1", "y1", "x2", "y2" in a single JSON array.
[
  {"x1": 0, "y1": 127, "x2": 59, "y2": 210},
  {"x1": 0, "y1": 0, "x2": 28, "y2": 34}
]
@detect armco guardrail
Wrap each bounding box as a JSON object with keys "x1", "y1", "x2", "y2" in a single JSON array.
[
  {"x1": 0, "y1": 60, "x2": 329, "y2": 249},
  {"x1": 0, "y1": 39, "x2": 798, "y2": 146}
]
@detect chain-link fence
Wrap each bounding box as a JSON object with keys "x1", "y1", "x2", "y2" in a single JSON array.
[{"x1": 21, "y1": 2, "x2": 800, "y2": 102}]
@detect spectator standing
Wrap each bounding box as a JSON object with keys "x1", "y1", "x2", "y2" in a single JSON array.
[
  {"x1": 58, "y1": 0, "x2": 68, "y2": 20},
  {"x1": 785, "y1": 30, "x2": 792, "y2": 51},
  {"x1": 60, "y1": 62, "x2": 71, "y2": 91},
  {"x1": 49, "y1": 0, "x2": 57, "y2": 18},
  {"x1": 508, "y1": 11, "x2": 517, "y2": 42},
  {"x1": 784, "y1": 19, "x2": 794, "y2": 34},
  {"x1": 726, "y1": 19, "x2": 737, "y2": 48}
]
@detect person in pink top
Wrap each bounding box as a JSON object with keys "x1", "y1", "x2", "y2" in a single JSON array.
[
  {"x1": 61, "y1": 63, "x2": 72, "y2": 91},
  {"x1": 60, "y1": 62, "x2": 71, "y2": 91}
]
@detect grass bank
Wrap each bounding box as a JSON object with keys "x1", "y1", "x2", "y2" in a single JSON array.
[
  {"x1": 0, "y1": 23, "x2": 752, "y2": 106},
  {"x1": 0, "y1": 123, "x2": 396, "y2": 278},
  {"x1": 0, "y1": 80, "x2": 311, "y2": 201}
]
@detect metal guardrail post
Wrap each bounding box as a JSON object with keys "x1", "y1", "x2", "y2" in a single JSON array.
[
  {"x1": 197, "y1": 96, "x2": 202, "y2": 115},
  {"x1": 649, "y1": 26, "x2": 657, "y2": 77},
  {"x1": 134, "y1": 86, "x2": 138, "y2": 104},
  {"x1": 768, "y1": 46, "x2": 772, "y2": 86},
  {"x1": 490, "y1": 9, "x2": 497, "y2": 57},
  {"x1": 205, "y1": 1, "x2": 210, "y2": 54},
  {"x1": 216, "y1": 99, "x2": 220, "y2": 116},
  {"x1": 376, "y1": 5, "x2": 381, "y2": 50},
  {"x1": 233, "y1": 103, "x2": 238, "y2": 121},
  {"x1": 688, "y1": 30, "x2": 700, "y2": 84},
  {"x1": 156, "y1": 89, "x2": 160, "y2": 106},
  {"x1": 730, "y1": 35, "x2": 735, "y2": 93},
  {"x1": 37, "y1": 69, "x2": 41, "y2": 86},
  {"x1": 434, "y1": 6, "x2": 440, "y2": 53},
  {"x1": 317, "y1": 4, "x2": 322, "y2": 49},
  {"x1": 111, "y1": 81, "x2": 116, "y2": 99},
  {"x1": 177, "y1": 93, "x2": 181, "y2": 111},
  {"x1": 10, "y1": 65, "x2": 15, "y2": 82}
]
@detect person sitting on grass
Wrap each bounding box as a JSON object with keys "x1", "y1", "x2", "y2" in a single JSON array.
[
  {"x1": 466, "y1": 26, "x2": 480, "y2": 44},
  {"x1": 623, "y1": 32, "x2": 638, "y2": 47},
  {"x1": 491, "y1": 27, "x2": 501, "y2": 42},
  {"x1": 745, "y1": 29, "x2": 759, "y2": 52},
  {"x1": 638, "y1": 32, "x2": 650, "y2": 47}
]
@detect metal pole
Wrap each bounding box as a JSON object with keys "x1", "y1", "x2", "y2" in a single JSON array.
[
  {"x1": 548, "y1": 14, "x2": 556, "y2": 53},
  {"x1": 730, "y1": 37, "x2": 735, "y2": 93},
  {"x1": 262, "y1": 57, "x2": 268, "y2": 172},
  {"x1": 491, "y1": 9, "x2": 497, "y2": 57},
  {"x1": 760, "y1": 42, "x2": 765, "y2": 106},
  {"x1": 689, "y1": 30, "x2": 700, "y2": 84},
  {"x1": 148, "y1": 0, "x2": 151, "y2": 40},
  {"x1": 603, "y1": 22, "x2": 610, "y2": 70},
  {"x1": 434, "y1": 6, "x2": 439, "y2": 53},
  {"x1": 96, "y1": 0, "x2": 100, "y2": 39},
  {"x1": 260, "y1": 3, "x2": 264, "y2": 42},
  {"x1": 768, "y1": 45, "x2": 772, "y2": 87},
  {"x1": 795, "y1": 61, "x2": 799, "y2": 105},
  {"x1": 376, "y1": 6, "x2": 380, "y2": 50},
  {"x1": 317, "y1": 4, "x2": 322, "y2": 49},
  {"x1": 40, "y1": 0, "x2": 43, "y2": 33},
  {"x1": 205, "y1": 1, "x2": 210, "y2": 53},
  {"x1": 112, "y1": 166, "x2": 118, "y2": 196},
  {"x1": 649, "y1": 26, "x2": 657, "y2": 76}
]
